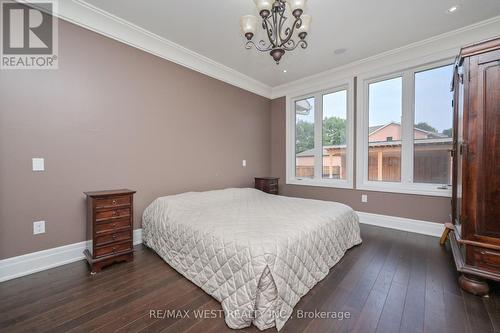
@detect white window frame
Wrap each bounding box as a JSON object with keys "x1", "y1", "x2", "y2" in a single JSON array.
[
  {"x1": 286, "y1": 78, "x2": 355, "y2": 189},
  {"x1": 356, "y1": 59, "x2": 453, "y2": 197}
]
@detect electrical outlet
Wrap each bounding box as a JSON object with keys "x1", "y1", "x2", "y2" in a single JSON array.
[
  {"x1": 361, "y1": 194, "x2": 368, "y2": 203},
  {"x1": 33, "y1": 221, "x2": 45, "y2": 234},
  {"x1": 242, "y1": 160, "x2": 247, "y2": 167},
  {"x1": 32, "y1": 158, "x2": 45, "y2": 171}
]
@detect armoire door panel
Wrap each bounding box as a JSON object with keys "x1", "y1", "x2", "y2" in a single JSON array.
[{"x1": 478, "y1": 61, "x2": 500, "y2": 237}]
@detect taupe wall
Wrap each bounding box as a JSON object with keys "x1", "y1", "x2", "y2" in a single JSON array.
[
  {"x1": 0, "y1": 20, "x2": 271, "y2": 259},
  {"x1": 270, "y1": 97, "x2": 451, "y2": 223},
  {"x1": 0, "y1": 18, "x2": 452, "y2": 260}
]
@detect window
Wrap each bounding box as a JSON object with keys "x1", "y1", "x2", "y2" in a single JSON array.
[
  {"x1": 357, "y1": 62, "x2": 453, "y2": 196},
  {"x1": 367, "y1": 77, "x2": 402, "y2": 182},
  {"x1": 287, "y1": 80, "x2": 354, "y2": 188},
  {"x1": 414, "y1": 65, "x2": 453, "y2": 185},
  {"x1": 295, "y1": 97, "x2": 315, "y2": 179},
  {"x1": 322, "y1": 90, "x2": 347, "y2": 180}
]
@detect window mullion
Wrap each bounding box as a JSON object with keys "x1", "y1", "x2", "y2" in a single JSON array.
[
  {"x1": 401, "y1": 71, "x2": 414, "y2": 185},
  {"x1": 288, "y1": 97, "x2": 295, "y2": 182},
  {"x1": 314, "y1": 93, "x2": 323, "y2": 180},
  {"x1": 360, "y1": 80, "x2": 369, "y2": 186}
]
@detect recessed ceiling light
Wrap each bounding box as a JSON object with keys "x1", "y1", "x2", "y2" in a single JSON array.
[
  {"x1": 447, "y1": 5, "x2": 460, "y2": 13},
  {"x1": 334, "y1": 48, "x2": 347, "y2": 55},
  {"x1": 283, "y1": 69, "x2": 287, "y2": 73}
]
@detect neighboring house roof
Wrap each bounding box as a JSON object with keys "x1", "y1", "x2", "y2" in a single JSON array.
[
  {"x1": 368, "y1": 121, "x2": 447, "y2": 138},
  {"x1": 296, "y1": 122, "x2": 450, "y2": 157},
  {"x1": 368, "y1": 124, "x2": 386, "y2": 135},
  {"x1": 413, "y1": 127, "x2": 447, "y2": 138},
  {"x1": 366, "y1": 137, "x2": 452, "y2": 148},
  {"x1": 296, "y1": 137, "x2": 452, "y2": 157},
  {"x1": 368, "y1": 122, "x2": 396, "y2": 136}
]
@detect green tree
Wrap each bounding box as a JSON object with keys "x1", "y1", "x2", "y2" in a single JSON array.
[
  {"x1": 415, "y1": 122, "x2": 437, "y2": 133},
  {"x1": 295, "y1": 120, "x2": 314, "y2": 153},
  {"x1": 323, "y1": 116, "x2": 346, "y2": 146},
  {"x1": 295, "y1": 117, "x2": 347, "y2": 153},
  {"x1": 442, "y1": 128, "x2": 453, "y2": 137}
]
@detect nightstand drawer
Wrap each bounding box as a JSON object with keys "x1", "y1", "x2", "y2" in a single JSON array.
[
  {"x1": 95, "y1": 195, "x2": 131, "y2": 210},
  {"x1": 255, "y1": 179, "x2": 278, "y2": 187},
  {"x1": 96, "y1": 207, "x2": 131, "y2": 222},
  {"x1": 95, "y1": 230, "x2": 131, "y2": 247},
  {"x1": 267, "y1": 184, "x2": 278, "y2": 190},
  {"x1": 267, "y1": 186, "x2": 278, "y2": 194},
  {"x1": 95, "y1": 218, "x2": 131, "y2": 234},
  {"x1": 94, "y1": 241, "x2": 132, "y2": 258},
  {"x1": 267, "y1": 179, "x2": 278, "y2": 186}
]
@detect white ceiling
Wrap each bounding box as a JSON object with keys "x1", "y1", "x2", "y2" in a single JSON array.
[{"x1": 83, "y1": 0, "x2": 500, "y2": 87}]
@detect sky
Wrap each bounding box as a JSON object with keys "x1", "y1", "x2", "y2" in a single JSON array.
[
  {"x1": 295, "y1": 90, "x2": 346, "y2": 124},
  {"x1": 369, "y1": 65, "x2": 454, "y2": 132},
  {"x1": 414, "y1": 65, "x2": 454, "y2": 132},
  {"x1": 324, "y1": 90, "x2": 347, "y2": 119},
  {"x1": 296, "y1": 64, "x2": 454, "y2": 133}
]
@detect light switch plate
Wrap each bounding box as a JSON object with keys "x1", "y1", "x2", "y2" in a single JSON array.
[
  {"x1": 33, "y1": 221, "x2": 46, "y2": 234},
  {"x1": 361, "y1": 194, "x2": 368, "y2": 203},
  {"x1": 242, "y1": 160, "x2": 247, "y2": 167},
  {"x1": 32, "y1": 158, "x2": 45, "y2": 171}
]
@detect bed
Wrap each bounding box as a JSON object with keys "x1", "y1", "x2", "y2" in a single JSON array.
[{"x1": 142, "y1": 188, "x2": 362, "y2": 330}]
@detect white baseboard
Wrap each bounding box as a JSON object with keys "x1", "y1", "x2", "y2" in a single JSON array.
[
  {"x1": 132, "y1": 228, "x2": 143, "y2": 245},
  {"x1": 356, "y1": 211, "x2": 444, "y2": 237},
  {"x1": 0, "y1": 228, "x2": 143, "y2": 283},
  {"x1": 0, "y1": 214, "x2": 442, "y2": 283}
]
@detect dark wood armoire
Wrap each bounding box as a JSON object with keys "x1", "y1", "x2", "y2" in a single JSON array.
[{"x1": 449, "y1": 37, "x2": 500, "y2": 295}]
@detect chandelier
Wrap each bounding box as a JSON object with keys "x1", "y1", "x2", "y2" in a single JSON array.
[{"x1": 240, "y1": 0, "x2": 311, "y2": 64}]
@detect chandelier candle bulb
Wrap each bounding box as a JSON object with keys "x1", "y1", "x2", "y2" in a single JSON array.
[
  {"x1": 240, "y1": 15, "x2": 258, "y2": 40},
  {"x1": 254, "y1": 0, "x2": 273, "y2": 17},
  {"x1": 286, "y1": 0, "x2": 307, "y2": 17}
]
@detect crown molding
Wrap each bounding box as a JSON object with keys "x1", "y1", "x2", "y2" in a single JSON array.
[
  {"x1": 271, "y1": 15, "x2": 500, "y2": 99},
  {"x1": 17, "y1": 1, "x2": 500, "y2": 101},
  {"x1": 46, "y1": 0, "x2": 273, "y2": 98}
]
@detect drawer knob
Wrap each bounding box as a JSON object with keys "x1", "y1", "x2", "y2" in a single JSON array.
[
  {"x1": 113, "y1": 247, "x2": 116, "y2": 252},
  {"x1": 112, "y1": 223, "x2": 117, "y2": 227},
  {"x1": 112, "y1": 211, "x2": 117, "y2": 216},
  {"x1": 112, "y1": 234, "x2": 117, "y2": 239},
  {"x1": 112, "y1": 200, "x2": 117, "y2": 205}
]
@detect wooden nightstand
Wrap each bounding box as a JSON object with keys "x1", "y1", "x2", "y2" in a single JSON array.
[
  {"x1": 83, "y1": 189, "x2": 136, "y2": 274},
  {"x1": 255, "y1": 177, "x2": 279, "y2": 195}
]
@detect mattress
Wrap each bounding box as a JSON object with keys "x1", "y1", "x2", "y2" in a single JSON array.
[{"x1": 142, "y1": 188, "x2": 362, "y2": 330}]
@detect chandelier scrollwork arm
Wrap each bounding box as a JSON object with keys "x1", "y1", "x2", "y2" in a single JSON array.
[
  {"x1": 280, "y1": 17, "x2": 302, "y2": 46},
  {"x1": 282, "y1": 38, "x2": 307, "y2": 51},
  {"x1": 262, "y1": 17, "x2": 276, "y2": 48},
  {"x1": 245, "y1": 40, "x2": 274, "y2": 52}
]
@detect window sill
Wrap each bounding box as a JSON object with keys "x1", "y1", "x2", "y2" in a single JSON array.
[
  {"x1": 286, "y1": 178, "x2": 452, "y2": 197},
  {"x1": 286, "y1": 178, "x2": 354, "y2": 189},
  {"x1": 356, "y1": 182, "x2": 452, "y2": 197}
]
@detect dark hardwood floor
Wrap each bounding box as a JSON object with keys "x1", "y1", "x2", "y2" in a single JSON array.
[{"x1": 1, "y1": 224, "x2": 499, "y2": 333}]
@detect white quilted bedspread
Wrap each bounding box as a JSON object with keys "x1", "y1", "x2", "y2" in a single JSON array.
[{"x1": 142, "y1": 188, "x2": 362, "y2": 330}]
